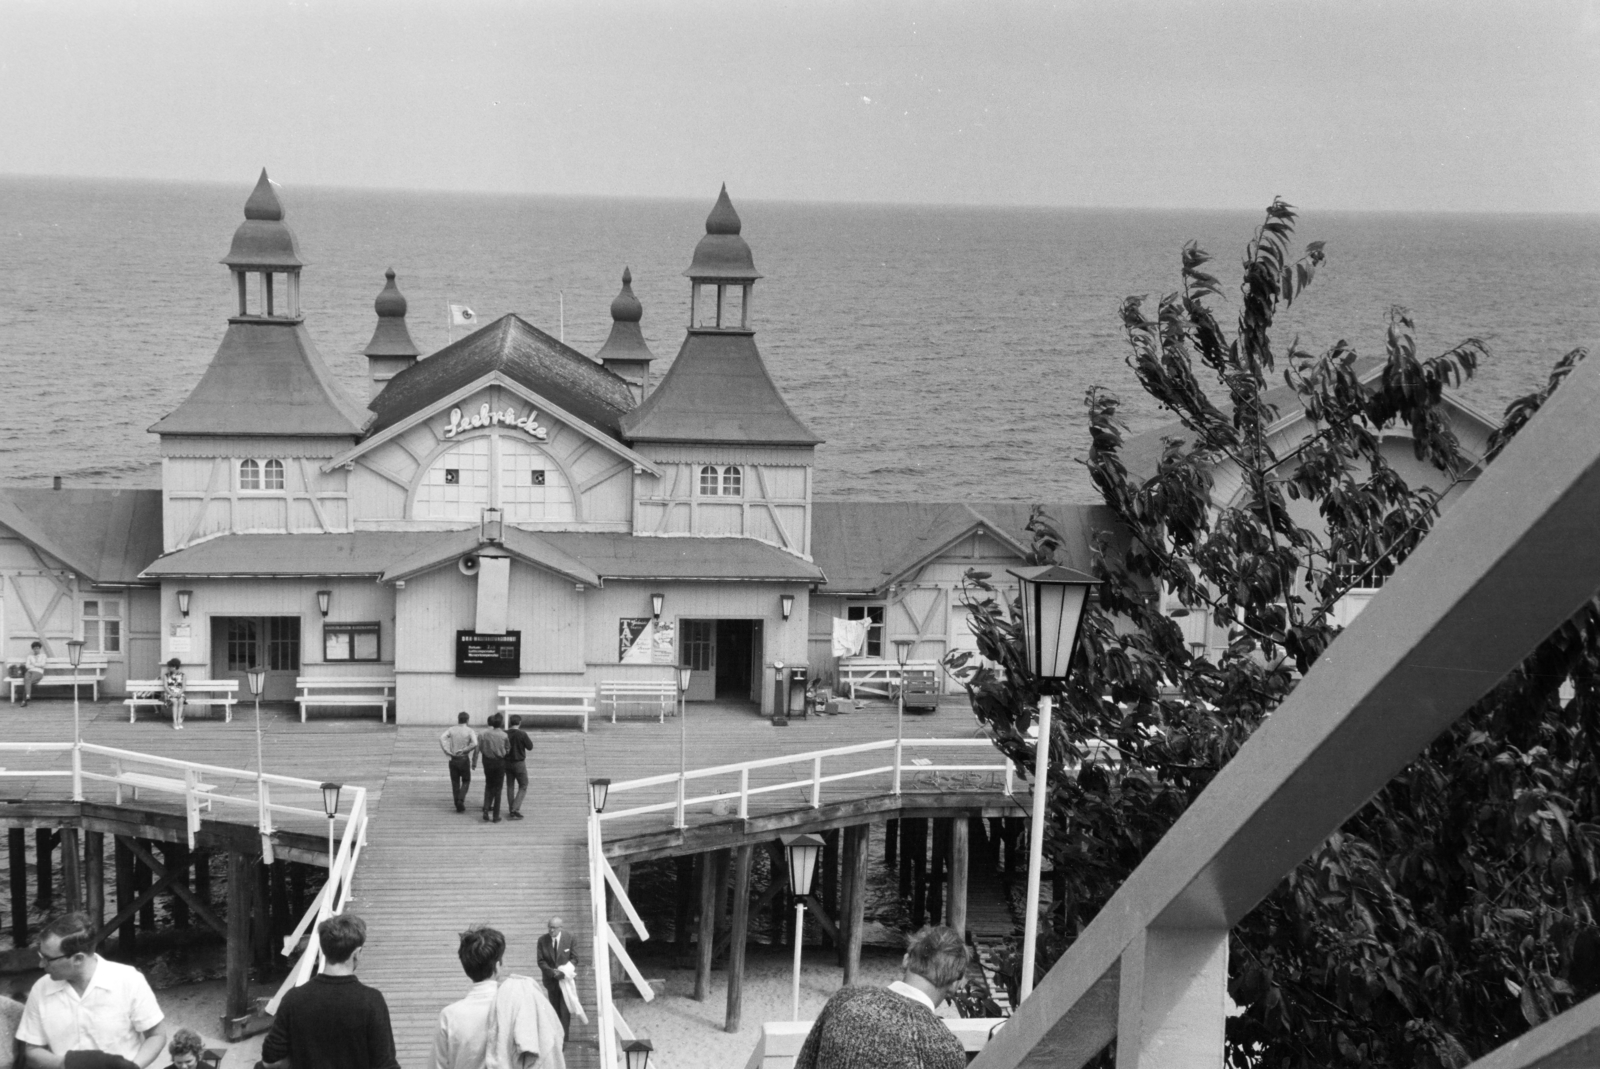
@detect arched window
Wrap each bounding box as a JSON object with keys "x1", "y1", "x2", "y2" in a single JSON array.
[
  {"x1": 721, "y1": 466, "x2": 743, "y2": 496},
  {"x1": 699, "y1": 466, "x2": 721, "y2": 496},
  {"x1": 239, "y1": 459, "x2": 260, "y2": 491},
  {"x1": 263, "y1": 459, "x2": 285, "y2": 490},
  {"x1": 413, "y1": 437, "x2": 492, "y2": 520}
]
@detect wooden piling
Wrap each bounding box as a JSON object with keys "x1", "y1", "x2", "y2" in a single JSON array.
[
  {"x1": 134, "y1": 842, "x2": 154, "y2": 930},
  {"x1": 897, "y1": 818, "x2": 912, "y2": 900},
  {"x1": 711, "y1": 852, "x2": 730, "y2": 959},
  {"x1": 226, "y1": 851, "x2": 253, "y2": 1022},
  {"x1": 270, "y1": 861, "x2": 291, "y2": 946},
  {"x1": 841, "y1": 824, "x2": 868, "y2": 986},
  {"x1": 9, "y1": 827, "x2": 27, "y2": 945},
  {"x1": 34, "y1": 829, "x2": 53, "y2": 909},
  {"x1": 724, "y1": 844, "x2": 753, "y2": 1033},
  {"x1": 674, "y1": 856, "x2": 694, "y2": 961},
  {"x1": 767, "y1": 842, "x2": 788, "y2": 947},
  {"x1": 884, "y1": 818, "x2": 898, "y2": 866},
  {"x1": 928, "y1": 818, "x2": 947, "y2": 926},
  {"x1": 694, "y1": 850, "x2": 718, "y2": 1001},
  {"x1": 193, "y1": 849, "x2": 212, "y2": 907},
  {"x1": 910, "y1": 818, "x2": 928, "y2": 929},
  {"x1": 163, "y1": 843, "x2": 190, "y2": 929},
  {"x1": 62, "y1": 828, "x2": 82, "y2": 912},
  {"x1": 948, "y1": 818, "x2": 970, "y2": 939},
  {"x1": 114, "y1": 836, "x2": 136, "y2": 955},
  {"x1": 820, "y1": 830, "x2": 839, "y2": 949},
  {"x1": 253, "y1": 857, "x2": 272, "y2": 967},
  {"x1": 85, "y1": 831, "x2": 105, "y2": 931}
]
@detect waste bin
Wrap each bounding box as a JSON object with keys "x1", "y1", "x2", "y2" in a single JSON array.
[{"x1": 787, "y1": 665, "x2": 809, "y2": 718}]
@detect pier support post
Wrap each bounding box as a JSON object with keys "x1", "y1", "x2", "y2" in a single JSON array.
[
  {"x1": 949, "y1": 817, "x2": 970, "y2": 939},
  {"x1": 253, "y1": 858, "x2": 272, "y2": 968},
  {"x1": 910, "y1": 818, "x2": 928, "y2": 929},
  {"x1": 841, "y1": 824, "x2": 868, "y2": 986},
  {"x1": 134, "y1": 843, "x2": 154, "y2": 931},
  {"x1": 35, "y1": 829, "x2": 53, "y2": 909},
  {"x1": 193, "y1": 850, "x2": 212, "y2": 908},
  {"x1": 164, "y1": 843, "x2": 190, "y2": 929},
  {"x1": 884, "y1": 818, "x2": 898, "y2": 867},
  {"x1": 8, "y1": 828, "x2": 27, "y2": 945},
  {"x1": 897, "y1": 819, "x2": 912, "y2": 899},
  {"x1": 820, "y1": 831, "x2": 838, "y2": 949},
  {"x1": 711, "y1": 853, "x2": 729, "y2": 959},
  {"x1": 724, "y1": 844, "x2": 753, "y2": 1033},
  {"x1": 114, "y1": 836, "x2": 136, "y2": 955},
  {"x1": 270, "y1": 861, "x2": 290, "y2": 947},
  {"x1": 675, "y1": 856, "x2": 694, "y2": 962},
  {"x1": 928, "y1": 818, "x2": 947, "y2": 926},
  {"x1": 85, "y1": 831, "x2": 105, "y2": 931},
  {"x1": 767, "y1": 842, "x2": 788, "y2": 947},
  {"x1": 226, "y1": 850, "x2": 253, "y2": 1023},
  {"x1": 694, "y1": 850, "x2": 719, "y2": 1000},
  {"x1": 62, "y1": 827, "x2": 82, "y2": 913}
]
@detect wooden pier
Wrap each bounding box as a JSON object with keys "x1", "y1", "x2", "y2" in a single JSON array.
[{"x1": 1, "y1": 696, "x2": 1020, "y2": 1067}]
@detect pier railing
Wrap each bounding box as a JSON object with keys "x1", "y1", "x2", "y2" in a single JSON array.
[
  {"x1": 598, "y1": 736, "x2": 1016, "y2": 831},
  {"x1": 0, "y1": 738, "x2": 368, "y2": 1017}
]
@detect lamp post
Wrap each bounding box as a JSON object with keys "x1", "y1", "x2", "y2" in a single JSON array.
[
  {"x1": 588, "y1": 779, "x2": 615, "y2": 1068},
  {"x1": 1008, "y1": 564, "x2": 1099, "y2": 1003},
  {"x1": 891, "y1": 638, "x2": 915, "y2": 795},
  {"x1": 676, "y1": 667, "x2": 692, "y2": 827},
  {"x1": 320, "y1": 782, "x2": 342, "y2": 876},
  {"x1": 66, "y1": 638, "x2": 85, "y2": 801},
  {"x1": 782, "y1": 833, "x2": 825, "y2": 1021},
  {"x1": 247, "y1": 666, "x2": 267, "y2": 838}
]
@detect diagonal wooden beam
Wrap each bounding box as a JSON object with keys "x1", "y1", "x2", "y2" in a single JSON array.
[
  {"x1": 975, "y1": 301, "x2": 1600, "y2": 1069},
  {"x1": 1465, "y1": 989, "x2": 1600, "y2": 1069},
  {"x1": 122, "y1": 837, "x2": 226, "y2": 938}
]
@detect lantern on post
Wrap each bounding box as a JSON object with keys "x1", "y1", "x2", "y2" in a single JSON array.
[
  {"x1": 1007, "y1": 563, "x2": 1099, "y2": 1003},
  {"x1": 320, "y1": 782, "x2": 342, "y2": 870},
  {"x1": 622, "y1": 1038, "x2": 654, "y2": 1069},
  {"x1": 66, "y1": 638, "x2": 86, "y2": 800},
  {"x1": 782, "y1": 833, "x2": 826, "y2": 1020},
  {"x1": 891, "y1": 638, "x2": 915, "y2": 793},
  {"x1": 247, "y1": 666, "x2": 268, "y2": 847},
  {"x1": 588, "y1": 777, "x2": 611, "y2": 815}
]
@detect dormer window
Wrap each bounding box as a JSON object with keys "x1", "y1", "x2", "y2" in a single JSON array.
[
  {"x1": 239, "y1": 458, "x2": 285, "y2": 492},
  {"x1": 699, "y1": 465, "x2": 742, "y2": 497}
]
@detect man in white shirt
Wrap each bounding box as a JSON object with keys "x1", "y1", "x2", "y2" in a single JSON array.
[
  {"x1": 434, "y1": 926, "x2": 505, "y2": 1069},
  {"x1": 18, "y1": 913, "x2": 165, "y2": 1069}
]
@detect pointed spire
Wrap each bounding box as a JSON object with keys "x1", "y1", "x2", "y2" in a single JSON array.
[
  {"x1": 684, "y1": 185, "x2": 761, "y2": 283},
  {"x1": 243, "y1": 168, "x2": 285, "y2": 221},
  {"x1": 365, "y1": 268, "x2": 419, "y2": 359},
  {"x1": 705, "y1": 184, "x2": 741, "y2": 235},
  {"x1": 374, "y1": 268, "x2": 408, "y2": 319},
  {"x1": 609, "y1": 267, "x2": 643, "y2": 324},
  {"x1": 597, "y1": 267, "x2": 656, "y2": 405}
]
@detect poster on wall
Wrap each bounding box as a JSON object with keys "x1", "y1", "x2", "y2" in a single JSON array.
[
  {"x1": 456, "y1": 630, "x2": 522, "y2": 677},
  {"x1": 168, "y1": 624, "x2": 192, "y2": 655},
  {"x1": 619, "y1": 618, "x2": 676, "y2": 665}
]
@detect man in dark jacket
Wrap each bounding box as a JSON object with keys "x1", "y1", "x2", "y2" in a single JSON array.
[
  {"x1": 477, "y1": 714, "x2": 510, "y2": 823},
  {"x1": 535, "y1": 917, "x2": 579, "y2": 1043},
  {"x1": 504, "y1": 715, "x2": 534, "y2": 820},
  {"x1": 794, "y1": 925, "x2": 969, "y2": 1069},
  {"x1": 261, "y1": 914, "x2": 398, "y2": 1069}
]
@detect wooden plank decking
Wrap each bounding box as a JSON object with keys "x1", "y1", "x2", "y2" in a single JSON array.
[{"x1": 2, "y1": 695, "x2": 1004, "y2": 1068}]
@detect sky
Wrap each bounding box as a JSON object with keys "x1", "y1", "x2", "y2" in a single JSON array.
[{"x1": 1, "y1": 0, "x2": 1597, "y2": 213}]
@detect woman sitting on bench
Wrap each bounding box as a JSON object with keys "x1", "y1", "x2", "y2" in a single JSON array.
[
  {"x1": 162, "y1": 658, "x2": 187, "y2": 730},
  {"x1": 20, "y1": 641, "x2": 46, "y2": 706}
]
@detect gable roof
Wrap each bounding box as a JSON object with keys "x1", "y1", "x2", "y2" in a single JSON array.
[
  {"x1": 380, "y1": 528, "x2": 600, "y2": 586},
  {"x1": 810, "y1": 501, "x2": 1117, "y2": 595},
  {"x1": 537, "y1": 532, "x2": 825, "y2": 582},
  {"x1": 1118, "y1": 356, "x2": 1501, "y2": 486},
  {"x1": 149, "y1": 320, "x2": 369, "y2": 438},
  {"x1": 0, "y1": 489, "x2": 164, "y2": 584},
  {"x1": 367, "y1": 314, "x2": 635, "y2": 439},
  {"x1": 619, "y1": 331, "x2": 821, "y2": 446}
]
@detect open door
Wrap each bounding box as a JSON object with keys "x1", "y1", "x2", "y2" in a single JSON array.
[
  {"x1": 681, "y1": 620, "x2": 715, "y2": 702},
  {"x1": 211, "y1": 616, "x2": 302, "y2": 702}
]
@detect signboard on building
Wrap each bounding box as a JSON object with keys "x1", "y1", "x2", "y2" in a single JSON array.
[
  {"x1": 455, "y1": 630, "x2": 522, "y2": 677},
  {"x1": 618, "y1": 618, "x2": 676, "y2": 665}
]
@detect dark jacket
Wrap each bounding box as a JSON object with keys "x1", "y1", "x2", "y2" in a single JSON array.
[
  {"x1": 535, "y1": 931, "x2": 578, "y2": 982},
  {"x1": 260, "y1": 974, "x2": 399, "y2": 1069},
  {"x1": 794, "y1": 985, "x2": 966, "y2": 1069}
]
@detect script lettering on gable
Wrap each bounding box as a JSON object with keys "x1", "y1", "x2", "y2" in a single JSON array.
[{"x1": 443, "y1": 402, "x2": 549, "y2": 441}]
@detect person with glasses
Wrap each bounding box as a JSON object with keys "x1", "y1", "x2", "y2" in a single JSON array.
[{"x1": 16, "y1": 912, "x2": 166, "y2": 1068}]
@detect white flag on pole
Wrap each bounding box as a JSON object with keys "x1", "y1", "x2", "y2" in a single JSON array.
[{"x1": 449, "y1": 304, "x2": 477, "y2": 328}]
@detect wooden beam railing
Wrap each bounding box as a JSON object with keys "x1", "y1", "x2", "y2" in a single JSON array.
[{"x1": 971, "y1": 319, "x2": 1600, "y2": 1067}]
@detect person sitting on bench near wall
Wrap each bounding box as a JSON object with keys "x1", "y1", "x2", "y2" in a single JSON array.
[{"x1": 20, "y1": 642, "x2": 47, "y2": 707}]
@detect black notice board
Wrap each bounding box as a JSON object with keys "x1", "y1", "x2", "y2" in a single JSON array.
[{"x1": 455, "y1": 631, "x2": 522, "y2": 678}]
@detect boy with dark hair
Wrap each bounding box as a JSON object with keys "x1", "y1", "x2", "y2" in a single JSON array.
[
  {"x1": 433, "y1": 927, "x2": 507, "y2": 1069},
  {"x1": 439, "y1": 711, "x2": 478, "y2": 813},
  {"x1": 477, "y1": 714, "x2": 510, "y2": 823},
  {"x1": 260, "y1": 915, "x2": 398, "y2": 1069}
]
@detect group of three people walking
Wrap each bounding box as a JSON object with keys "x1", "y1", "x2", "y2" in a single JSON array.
[{"x1": 439, "y1": 711, "x2": 534, "y2": 821}]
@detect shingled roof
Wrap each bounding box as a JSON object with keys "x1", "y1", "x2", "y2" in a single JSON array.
[
  {"x1": 0, "y1": 489, "x2": 164, "y2": 584},
  {"x1": 149, "y1": 320, "x2": 369, "y2": 438},
  {"x1": 620, "y1": 331, "x2": 821, "y2": 446},
  {"x1": 367, "y1": 314, "x2": 636, "y2": 438}
]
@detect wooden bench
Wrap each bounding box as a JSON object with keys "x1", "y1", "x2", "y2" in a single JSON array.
[
  {"x1": 599, "y1": 680, "x2": 678, "y2": 724},
  {"x1": 838, "y1": 660, "x2": 942, "y2": 700},
  {"x1": 125, "y1": 679, "x2": 239, "y2": 724},
  {"x1": 9, "y1": 658, "x2": 109, "y2": 702},
  {"x1": 497, "y1": 687, "x2": 595, "y2": 732},
  {"x1": 109, "y1": 759, "x2": 215, "y2": 810},
  {"x1": 295, "y1": 677, "x2": 395, "y2": 724}
]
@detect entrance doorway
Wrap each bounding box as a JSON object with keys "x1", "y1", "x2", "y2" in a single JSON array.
[
  {"x1": 210, "y1": 616, "x2": 302, "y2": 702},
  {"x1": 679, "y1": 619, "x2": 764, "y2": 704}
]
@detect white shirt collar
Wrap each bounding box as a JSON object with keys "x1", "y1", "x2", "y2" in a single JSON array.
[{"x1": 888, "y1": 979, "x2": 938, "y2": 1012}]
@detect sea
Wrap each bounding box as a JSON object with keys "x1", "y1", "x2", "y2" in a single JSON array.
[{"x1": 2, "y1": 174, "x2": 1598, "y2": 501}]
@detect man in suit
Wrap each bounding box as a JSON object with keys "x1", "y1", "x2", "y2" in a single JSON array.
[{"x1": 535, "y1": 916, "x2": 579, "y2": 1042}]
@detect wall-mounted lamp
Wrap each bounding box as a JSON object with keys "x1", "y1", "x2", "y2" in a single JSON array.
[
  {"x1": 481, "y1": 506, "x2": 504, "y2": 544},
  {"x1": 651, "y1": 593, "x2": 664, "y2": 619},
  {"x1": 316, "y1": 589, "x2": 332, "y2": 618},
  {"x1": 176, "y1": 590, "x2": 192, "y2": 618},
  {"x1": 780, "y1": 593, "x2": 795, "y2": 621}
]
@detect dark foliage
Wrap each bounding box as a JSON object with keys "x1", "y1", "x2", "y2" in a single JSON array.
[{"x1": 948, "y1": 200, "x2": 1597, "y2": 1068}]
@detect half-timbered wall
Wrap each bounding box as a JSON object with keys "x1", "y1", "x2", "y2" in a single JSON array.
[
  {"x1": 633, "y1": 445, "x2": 813, "y2": 557},
  {"x1": 809, "y1": 529, "x2": 1026, "y2": 692},
  {"x1": 161, "y1": 443, "x2": 352, "y2": 551},
  {"x1": 343, "y1": 386, "x2": 638, "y2": 532}
]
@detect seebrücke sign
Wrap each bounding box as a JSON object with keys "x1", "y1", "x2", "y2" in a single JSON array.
[{"x1": 443, "y1": 403, "x2": 549, "y2": 441}]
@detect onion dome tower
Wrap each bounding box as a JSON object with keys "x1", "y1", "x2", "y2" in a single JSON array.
[
  {"x1": 363, "y1": 268, "x2": 421, "y2": 402},
  {"x1": 149, "y1": 169, "x2": 368, "y2": 441},
  {"x1": 620, "y1": 186, "x2": 819, "y2": 447},
  {"x1": 593, "y1": 267, "x2": 656, "y2": 404}
]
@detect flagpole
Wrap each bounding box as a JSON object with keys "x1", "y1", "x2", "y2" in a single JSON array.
[{"x1": 446, "y1": 299, "x2": 453, "y2": 344}]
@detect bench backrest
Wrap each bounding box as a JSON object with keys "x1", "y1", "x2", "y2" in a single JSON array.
[
  {"x1": 599, "y1": 681, "x2": 677, "y2": 693},
  {"x1": 295, "y1": 677, "x2": 395, "y2": 687},
  {"x1": 499, "y1": 687, "x2": 595, "y2": 703},
  {"x1": 36, "y1": 659, "x2": 108, "y2": 673}
]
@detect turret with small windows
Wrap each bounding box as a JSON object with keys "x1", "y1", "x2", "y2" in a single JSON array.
[
  {"x1": 364, "y1": 269, "x2": 421, "y2": 402},
  {"x1": 222, "y1": 169, "x2": 306, "y2": 319},
  {"x1": 594, "y1": 267, "x2": 656, "y2": 405}
]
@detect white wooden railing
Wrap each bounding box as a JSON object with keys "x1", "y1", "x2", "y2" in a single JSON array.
[
  {"x1": 599, "y1": 737, "x2": 1017, "y2": 831},
  {"x1": 0, "y1": 738, "x2": 368, "y2": 1016}
]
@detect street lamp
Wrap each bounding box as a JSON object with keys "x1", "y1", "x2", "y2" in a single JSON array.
[
  {"x1": 66, "y1": 638, "x2": 85, "y2": 801},
  {"x1": 891, "y1": 638, "x2": 915, "y2": 795},
  {"x1": 587, "y1": 777, "x2": 616, "y2": 1067},
  {"x1": 622, "y1": 1038, "x2": 654, "y2": 1069},
  {"x1": 782, "y1": 833, "x2": 825, "y2": 1020},
  {"x1": 676, "y1": 667, "x2": 692, "y2": 827},
  {"x1": 320, "y1": 781, "x2": 342, "y2": 872},
  {"x1": 1008, "y1": 563, "x2": 1099, "y2": 1003},
  {"x1": 247, "y1": 667, "x2": 268, "y2": 855},
  {"x1": 588, "y1": 777, "x2": 610, "y2": 815}
]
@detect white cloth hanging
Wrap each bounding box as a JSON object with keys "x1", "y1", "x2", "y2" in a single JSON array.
[
  {"x1": 832, "y1": 617, "x2": 870, "y2": 658},
  {"x1": 556, "y1": 961, "x2": 587, "y2": 1023}
]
